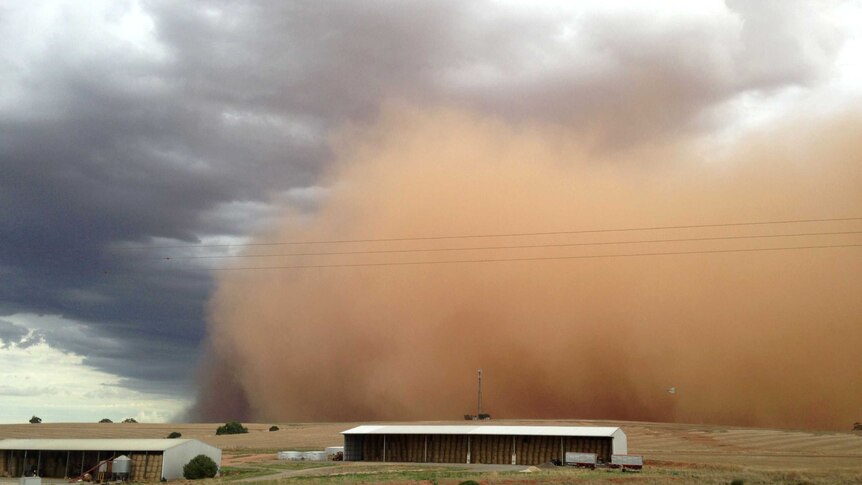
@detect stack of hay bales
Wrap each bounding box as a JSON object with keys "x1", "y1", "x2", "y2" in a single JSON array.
[{"x1": 129, "y1": 453, "x2": 161, "y2": 482}]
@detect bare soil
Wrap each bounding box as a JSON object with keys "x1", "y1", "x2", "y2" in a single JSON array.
[{"x1": 2, "y1": 419, "x2": 861, "y2": 483}]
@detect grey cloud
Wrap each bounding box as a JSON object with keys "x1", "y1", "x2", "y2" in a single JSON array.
[
  {"x1": 0, "y1": 319, "x2": 43, "y2": 349},
  {"x1": 0, "y1": 319, "x2": 29, "y2": 348}
]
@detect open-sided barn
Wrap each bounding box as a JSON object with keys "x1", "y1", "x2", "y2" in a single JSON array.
[
  {"x1": 342, "y1": 425, "x2": 627, "y2": 465},
  {"x1": 0, "y1": 439, "x2": 221, "y2": 481}
]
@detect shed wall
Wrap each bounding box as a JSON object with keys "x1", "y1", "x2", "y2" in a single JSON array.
[
  {"x1": 161, "y1": 440, "x2": 222, "y2": 480},
  {"x1": 611, "y1": 429, "x2": 628, "y2": 455}
]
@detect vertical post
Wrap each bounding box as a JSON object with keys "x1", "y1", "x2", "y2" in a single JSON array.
[
  {"x1": 80, "y1": 451, "x2": 84, "y2": 476},
  {"x1": 21, "y1": 450, "x2": 27, "y2": 477},
  {"x1": 560, "y1": 437, "x2": 564, "y2": 465},
  {"x1": 423, "y1": 435, "x2": 427, "y2": 463},
  {"x1": 477, "y1": 369, "x2": 483, "y2": 417},
  {"x1": 143, "y1": 451, "x2": 149, "y2": 482},
  {"x1": 36, "y1": 451, "x2": 40, "y2": 476},
  {"x1": 512, "y1": 436, "x2": 516, "y2": 465},
  {"x1": 466, "y1": 436, "x2": 471, "y2": 464},
  {"x1": 65, "y1": 451, "x2": 70, "y2": 478},
  {"x1": 382, "y1": 435, "x2": 386, "y2": 463}
]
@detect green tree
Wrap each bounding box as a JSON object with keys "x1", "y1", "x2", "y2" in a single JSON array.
[
  {"x1": 268, "y1": 425, "x2": 279, "y2": 432},
  {"x1": 99, "y1": 418, "x2": 113, "y2": 423},
  {"x1": 215, "y1": 421, "x2": 248, "y2": 435},
  {"x1": 183, "y1": 455, "x2": 218, "y2": 479},
  {"x1": 29, "y1": 416, "x2": 42, "y2": 424},
  {"x1": 167, "y1": 431, "x2": 182, "y2": 439},
  {"x1": 122, "y1": 418, "x2": 138, "y2": 423}
]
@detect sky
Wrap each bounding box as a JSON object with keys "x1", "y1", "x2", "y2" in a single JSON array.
[{"x1": 1, "y1": 1, "x2": 861, "y2": 426}]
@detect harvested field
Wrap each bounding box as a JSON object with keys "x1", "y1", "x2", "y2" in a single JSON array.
[{"x1": 2, "y1": 419, "x2": 861, "y2": 483}]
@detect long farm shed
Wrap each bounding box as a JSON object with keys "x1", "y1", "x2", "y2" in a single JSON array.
[
  {"x1": 342, "y1": 425, "x2": 627, "y2": 465},
  {"x1": 0, "y1": 439, "x2": 221, "y2": 481}
]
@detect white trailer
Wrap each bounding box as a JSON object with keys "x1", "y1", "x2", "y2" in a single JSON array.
[{"x1": 564, "y1": 452, "x2": 597, "y2": 469}]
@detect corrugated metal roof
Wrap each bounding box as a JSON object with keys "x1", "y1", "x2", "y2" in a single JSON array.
[
  {"x1": 0, "y1": 439, "x2": 193, "y2": 451},
  {"x1": 341, "y1": 425, "x2": 622, "y2": 437}
]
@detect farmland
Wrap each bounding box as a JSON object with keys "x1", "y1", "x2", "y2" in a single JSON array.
[{"x1": 2, "y1": 419, "x2": 861, "y2": 483}]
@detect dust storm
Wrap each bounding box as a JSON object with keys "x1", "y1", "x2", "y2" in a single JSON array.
[{"x1": 192, "y1": 107, "x2": 861, "y2": 430}]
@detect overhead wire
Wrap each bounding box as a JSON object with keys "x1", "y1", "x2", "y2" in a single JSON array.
[
  {"x1": 128, "y1": 216, "x2": 862, "y2": 250},
  {"x1": 160, "y1": 230, "x2": 862, "y2": 260},
  {"x1": 209, "y1": 243, "x2": 862, "y2": 271}
]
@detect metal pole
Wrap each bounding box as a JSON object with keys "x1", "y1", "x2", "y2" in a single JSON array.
[
  {"x1": 466, "y1": 436, "x2": 471, "y2": 464},
  {"x1": 477, "y1": 369, "x2": 483, "y2": 417},
  {"x1": 65, "y1": 451, "x2": 70, "y2": 478},
  {"x1": 560, "y1": 437, "x2": 564, "y2": 465},
  {"x1": 382, "y1": 435, "x2": 385, "y2": 463},
  {"x1": 36, "y1": 451, "x2": 40, "y2": 476},
  {"x1": 22, "y1": 450, "x2": 27, "y2": 477},
  {"x1": 512, "y1": 436, "x2": 516, "y2": 465},
  {"x1": 80, "y1": 451, "x2": 84, "y2": 476},
  {"x1": 423, "y1": 436, "x2": 427, "y2": 463}
]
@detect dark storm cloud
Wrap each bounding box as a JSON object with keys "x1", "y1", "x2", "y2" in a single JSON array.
[{"x1": 0, "y1": 0, "x2": 847, "y2": 404}]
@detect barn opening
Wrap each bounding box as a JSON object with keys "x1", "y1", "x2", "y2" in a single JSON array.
[
  {"x1": 342, "y1": 425, "x2": 627, "y2": 465},
  {"x1": 0, "y1": 439, "x2": 221, "y2": 481}
]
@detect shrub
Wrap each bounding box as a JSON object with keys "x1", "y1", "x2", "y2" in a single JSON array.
[
  {"x1": 269, "y1": 425, "x2": 279, "y2": 432},
  {"x1": 167, "y1": 431, "x2": 182, "y2": 439},
  {"x1": 458, "y1": 481, "x2": 480, "y2": 485},
  {"x1": 99, "y1": 418, "x2": 113, "y2": 423},
  {"x1": 29, "y1": 416, "x2": 42, "y2": 424},
  {"x1": 731, "y1": 480, "x2": 744, "y2": 485},
  {"x1": 183, "y1": 455, "x2": 218, "y2": 479},
  {"x1": 122, "y1": 418, "x2": 138, "y2": 423},
  {"x1": 215, "y1": 421, "x2": 248, "y2": 435}
]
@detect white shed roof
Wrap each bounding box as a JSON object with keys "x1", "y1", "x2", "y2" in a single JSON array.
[
  {"x1": 0, "y1": 439, "x2": 195, "y2": 451},
  {"x1": 342, "y1": 425, "x2": 622, "y2": 437}
]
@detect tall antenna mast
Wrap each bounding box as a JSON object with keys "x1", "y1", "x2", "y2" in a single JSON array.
[{"x1": 477, "y1": 368, "x2": 483, "y2": 417}]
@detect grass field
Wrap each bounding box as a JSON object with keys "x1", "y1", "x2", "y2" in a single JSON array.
[{"x1": 2, "y1": 419, "x2": 861, "y2": 483}]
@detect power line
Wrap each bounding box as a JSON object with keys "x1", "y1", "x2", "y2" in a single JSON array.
[
  {"x1": 209, "y1": 243, "x2": 862, "y2": 271},
  {"x1": 161, "y1": 230, "x2": 862, "y2": 260},
  {"x1": 129, "y1": 216, "x2": 862, "y2": 250}
]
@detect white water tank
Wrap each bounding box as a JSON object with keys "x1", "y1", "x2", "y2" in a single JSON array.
[
  {"x1": 278, "y1": 451, "x2": 303, "y2": 461},
  {"x1": 302, "y1": 451, "x2": 326, "y2": 461}
]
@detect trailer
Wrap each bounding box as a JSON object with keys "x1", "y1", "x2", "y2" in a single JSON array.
[
  {"x1": 610, "y1": 454, "x2": 643, "y2": 471},
  {"x1": 564, "y1": 452, "x2": 597, "y2": 469}
]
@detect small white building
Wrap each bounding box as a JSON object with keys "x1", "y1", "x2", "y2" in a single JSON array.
[{"x1": 0, "y1": 439, "x2": 221, "y2": 481}]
